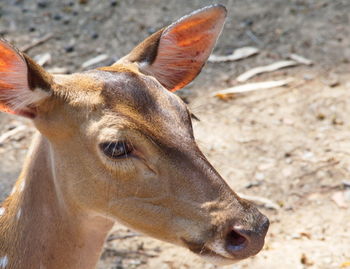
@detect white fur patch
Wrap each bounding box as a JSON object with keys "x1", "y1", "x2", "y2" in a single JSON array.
[
  {"x1": 200, "y1": 254, "x2": 237, "y2": 266},
  {"x1": 10, "y1": 185, "x2": 17, "y2": 196},
  {"x1": 0, "y1": 207, "x2": 5, "y2": 216},
  {"x1": 0, "y1": 50, "x2": 28, "y2": 111},
  {"x1": 0, "y1": 41, "x2": 50, "y2": 112},
  {"x1": 19, "y1": 180, "x2": 25, "y2": 192},
  {"x1": 16, "y1": 208, "x2": 22, "y2": 220},
  {"x1": 0, "y1": 85, "x2": 50, "y2": 112},
  {"x1": 0, "y1": 256, "x2": 8, "y2": 268},
  {"x1": 206, "y1": 239, "x2": 231, "y2": 259}
]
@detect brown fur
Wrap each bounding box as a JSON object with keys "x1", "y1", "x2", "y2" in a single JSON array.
[{"x1": 23, "y1": 54, "x2": 53, "y2": 92}]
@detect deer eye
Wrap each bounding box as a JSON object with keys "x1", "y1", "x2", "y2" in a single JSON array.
[{"x1": 99, "y1": 141, "x2": 133, "y2": 159}]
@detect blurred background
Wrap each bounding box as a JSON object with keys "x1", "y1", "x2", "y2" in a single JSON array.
[{"x1": 0, "y1": 0, "x2": 350, "y2": 268}]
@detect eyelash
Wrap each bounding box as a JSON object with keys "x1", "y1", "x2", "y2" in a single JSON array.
[{"x1": 99, "y1": 141, "x2": 133, "y2": 159}]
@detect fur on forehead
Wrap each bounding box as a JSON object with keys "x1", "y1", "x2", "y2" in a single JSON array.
[
  {"x1": 52, "y1": 64, "x2": 187, "y2": 121},
  {"x1": 52, "y1": 72, "x2": 105, "y2": 107},
  {"x1": 97, "y1": 67, "x2": 185, "y2": 113}
]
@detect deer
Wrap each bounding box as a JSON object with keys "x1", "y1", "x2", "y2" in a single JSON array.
[{"x1": 0, "y1": 5, "x2": 269, "y2": 269}]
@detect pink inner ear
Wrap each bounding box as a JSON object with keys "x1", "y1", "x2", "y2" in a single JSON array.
[
  {"x1": 0, "y1": 40, "x2": 31, "y2": 114},
  {"x1": 142, "y1": 5, "x2": 226, "y2": 91}
]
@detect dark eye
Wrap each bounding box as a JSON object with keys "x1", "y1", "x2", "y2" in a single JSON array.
[{"x1": 100, "y1": 141, "x2": 133, "y2": 159}]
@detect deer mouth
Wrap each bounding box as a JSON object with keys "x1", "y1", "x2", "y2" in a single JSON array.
[{"x1": 181, "y1": 238, "x2": 240, "y2": 265}]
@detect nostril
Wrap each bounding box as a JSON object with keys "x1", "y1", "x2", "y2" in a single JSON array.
[
  {"x1": 261, "y1": 215, "x2": 270, "y2": 234},
  {"x1": 226, "y1": 227, "x2": 248, "y2": 252}
]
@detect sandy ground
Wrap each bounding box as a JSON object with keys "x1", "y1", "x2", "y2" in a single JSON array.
[{"x1": 0, "y1": 0, "x2": 350, "y2": 268}]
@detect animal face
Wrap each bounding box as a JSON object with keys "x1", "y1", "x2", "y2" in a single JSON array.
[{"x1": 0, "y1": 5, "x2": 269, "y2": 264}]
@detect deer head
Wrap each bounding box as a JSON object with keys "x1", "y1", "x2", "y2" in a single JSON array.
[{"x1": 0, "y1": 5, "x2": 268, "y2": 266}]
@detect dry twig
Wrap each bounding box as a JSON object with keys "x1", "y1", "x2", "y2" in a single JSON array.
[
  {"x1": 21, "y1": 33, "x2": 54, "y2": 52},
  {"x1": 0, "y1": 125, "x2": 27, "y2": 145},
  {"x1": 81, "y1": 54, "x2": 109, "y2": 69},
  {"x1": 34, "y1": 52, "x2": 51, "y2": 66},
  {"x1": 237, "y1": 192, "x2": 280, "y2": 210},
  {"x1": 289, "y1": 53, "x2": 313, "y2": 65},
  {"x1": 209, "y1": 47, "x2": 259, "y2": 62},
  {"x1": 237, "y1": 60, "x2": 298, "y2": 82},
  {"x1": 107, "y1": 233, "x2": 140, "y2": 242},
  {"x1": 213, "y1": 78, "x2": 293, "y2": 99}
]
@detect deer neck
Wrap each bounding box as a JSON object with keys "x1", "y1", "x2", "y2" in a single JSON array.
[{"x1": 0, "y1": 133, "x2": 113, "y2": 269}]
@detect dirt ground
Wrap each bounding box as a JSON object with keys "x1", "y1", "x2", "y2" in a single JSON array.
[{"x1": 1, "y1": 0, "x2": 350, "y2": 268}]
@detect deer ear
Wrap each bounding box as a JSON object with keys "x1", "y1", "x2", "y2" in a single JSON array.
[
  {"x1": 0, "y1": 39, "x2": 52, "y2": 118},
  {"x1": 118, "y1": 5, "x2": 227, "y2": 92}
]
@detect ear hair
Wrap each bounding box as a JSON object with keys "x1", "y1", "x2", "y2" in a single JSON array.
[
  {"x1": 0, "y1": 85, "x2": 50, "y2": 113},
  {"x1": 121, "y1": 29, "x2": 164, "y2": 65},
  {"x1": 0, "y1": 40, "x2": 52, "y2": 117},
  {"x1": 117, "y1": 5, "x2": 227, "y2": 92}
]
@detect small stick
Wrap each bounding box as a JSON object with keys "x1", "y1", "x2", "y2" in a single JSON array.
[
  {"x1": 34, "y1": 52, "x2": 51, "y2": 67},
  {"x1": 245, "y1": 30, "x2": 263, "y2": 46},
  {"x1": 213, "y1": 78, "x2": 293, "y2": 98},
  {"x1": 107, "y1": 233, "x2": 140, "y2": 242},
  {"x1": 289, "y1": 54, "x2": 313, "y2": 65},
  {"x1": 209, "y1": 47, "x2": 259, "y2": 63},
  {"x1": 237, "y1": 60, "x2": 298, "y2": 82},
  {"x1": 342, "y1": 180, "x2": 350, "y2": 188},
  {"x1": 21, "y1": 33, "x2": 54, "y2": 53},
  {"x1": 81, "y1": 54, "x2": 109, "y2": 69},
  {"x1": 0, "y1": 125, "x2": 27, "y2": 145},
  {"x1": 237, "y1": 192, "x2": 280, "y2": 210}
]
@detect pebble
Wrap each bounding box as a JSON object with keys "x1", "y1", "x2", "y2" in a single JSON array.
[
  {"x1": 242, "y1": 18, "x2": 254, "y2": 27},
  {"x1": 255, "y1": 172, "x2": 265, "y2": 180},
  {"x1": 110, "y1": 0, "x2": 118, "y2": 7},
  {"x1": 37, "y1": 1, "x2": 48, "y2": 8},
  {"x1": 342, "y1": 180, "x2": 350, "y2": 188},
  {"x1": 246, "y1": 181, "x2": 262, "y2": 189},
  {"x1": 147, "y1": 27, "x2": 156, "y2": 35},
  {"x1": 63, "y1": 18, "x2": 71, "y2": 25},
  {"x1": 303, "y1": 73, "x2": 315, "y2": 81},
  {"x1": 291, "y1": 233, "x2": 301, "y2": 239},
  {"x1": 91, "y1": 32, "x2": 99, "y2": 39},
  {"x1": 53, "y1": 14, "x2": 62, "y2": 21},
  {"x1": 302, "y1": 151, "x2": 314, "y2": 160},
  {"x1": 64, "y1": 45, "x2": 75, "y2": 53}
]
